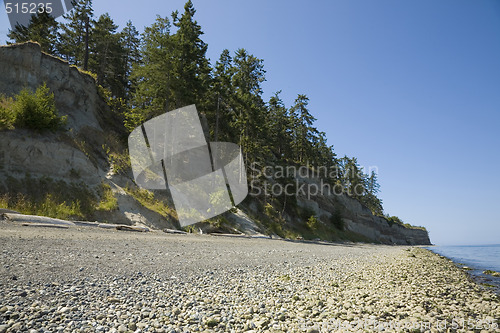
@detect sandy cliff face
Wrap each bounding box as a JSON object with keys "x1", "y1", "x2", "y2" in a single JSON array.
[
  {"x1": 0, "y1": 42, "x2": 105, "y2": 132},
  {"x1": 334, "y1": 196, "x2": 429, "y2": 245},
  {"x1": 0, "y1": 42, "x2": 176, "y2": 230},
  {"x1": 295, "y1": 179, "x2": 431, "y2": 245},
  {"x1": 0, "y1": 42, "x2": 108, "y2": 185},
  {"x1": 0, "y1": 130, "x2": 102, "y2": 186}
]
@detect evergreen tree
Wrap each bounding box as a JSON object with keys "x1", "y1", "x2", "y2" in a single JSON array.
[
  {"x1": 366, "y1": 171, "x2": 380, "y2": 196},
  {"x1": 290, "y1": 94, "x2": 317, "y2": 162},
  {"x1": 121, "y1": 20, "x2": 141, "y2": 99},
  {"x1": 340, "y1": 156, "x2": 366, "y2": 199},
  {"x1": 7, "y1": 12, "x2": 59, "y2": 53},
  {"x1": 232, "y1": 48, "x2": 268, "y2": 163},
  {"x1": 207, "y1": 49, "x2": 237, "y2": 142},
  {"x1": 89, "y1": 13, "x2": 126, "y2": 98},
  {"x1": 170, "y1": 0, "x2": 211, "y2": 109},
  {"x1": 58, "y1": 0, "x2": 94, "y2": 66},
  {"x1": 311, "y1": 131, "x2": 336, "y2": 170},
  {"x1": 127, "y1": 15, "x2": 174, "y2": 130},
  {"x1": 267, "y1": 91, "x2": 293, "y2": 160},
  {"x1": 361, "y1": 171, "x2": 384, "y2": 215}
]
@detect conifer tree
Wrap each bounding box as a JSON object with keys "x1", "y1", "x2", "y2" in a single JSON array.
[
  {"x1": 267, "y1": 91, "x2": 293, "y2": 160},
  {"x1": 58, "y1": 0, "x2": 94, "y2": 66},
  {"x1": 207, "y1": 49, "x2": 237, "y2": 142},
  {"x1": 290, "y1": 94, "x2": 316, "y2": 162},
  {"x1": 89, "y1": 13, "x2": 126, "y2": 98},
  {"x1": 170, "y1": 0, "x2": 211, "y2": 108},
  {"x1": 7, "y1": 12, "x2": 59, "y2": 53},
  {"x1": 127, "y1": 15, "x2": 174, "y2": 130},
  {"x1": 121, "y1": 21, "x2": 141, "y2": 99},
  {"x1": 232, "y1": 48, "x2": 268, "y2": 163}
]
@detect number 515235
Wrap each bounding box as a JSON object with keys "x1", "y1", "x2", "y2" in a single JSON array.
[{"x1": 5, "y1": 2, "x2": 53, "y2": 14}]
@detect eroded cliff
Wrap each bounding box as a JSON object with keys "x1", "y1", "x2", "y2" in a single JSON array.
[{"x1": 0, "y1": 42, "x2": 431, "y2": 244}]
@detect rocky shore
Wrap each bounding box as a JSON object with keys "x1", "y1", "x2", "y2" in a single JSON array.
[{"x1": 0, "y1": 220, "x2": 498, "y2": 332}]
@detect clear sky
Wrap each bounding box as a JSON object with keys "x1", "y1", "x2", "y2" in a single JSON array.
[{"x1": 1, "y1": 0, "x2": 499, "y2": 245}]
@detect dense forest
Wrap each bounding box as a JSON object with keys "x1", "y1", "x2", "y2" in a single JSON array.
[{"x1": 6, "y1": 0, "x2": 408, "y2": 227}]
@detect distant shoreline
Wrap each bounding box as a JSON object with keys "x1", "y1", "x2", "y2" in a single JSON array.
[{"x1": 426, "y1": 245, "x2": 500, "y2": 296}]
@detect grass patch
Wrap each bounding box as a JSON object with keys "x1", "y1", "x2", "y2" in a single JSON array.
[
  {"x1": 0, "y1": 192, "x2": 84, "y2": 219},
  {"x1": 96, "y1": 183, "x2": 118, "y2": 211},
  {"x1": 70, "y1": 64, "x2": 97, "y2": 81},
  {"x1": 107, "y1": 149, "x2": 131, "y2": 175},
  {"x1": 0, "y1": 176, "x2": 97, "y2": 219},
  {"x1": 124, "y1": 184, "x2": 176, "y2": 220},
  {"x1": 102, "y1": 132, "x2": 131, "y2": 175}
]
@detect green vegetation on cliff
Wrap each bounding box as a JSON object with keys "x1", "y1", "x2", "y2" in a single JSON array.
[
  {"x1": 0, "y1": 83, "x2": 66, "y2": 131},
  {"x1": 3, "y1": 0, "x2": 426, "y2": 236}
]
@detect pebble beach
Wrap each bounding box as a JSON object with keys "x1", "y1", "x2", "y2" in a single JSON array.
[{"x1": 0, "y1": 220, "x2": 498, "y2": 332}]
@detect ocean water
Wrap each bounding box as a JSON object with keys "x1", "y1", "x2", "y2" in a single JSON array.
[{"x1": 426, "y1": 244, "x2": 500, "y2": 291}]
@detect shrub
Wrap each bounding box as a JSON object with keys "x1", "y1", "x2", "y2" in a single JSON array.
[
  {"x1": 264, "y1": 202, "x2": 277, "y2": 218},
  {"x1": 306, "y1": 215, "x2": 319, "y2": 230},
  {"x1": 1, "y1": 83, "x2": 67, "y2": 131},
  {"x1": 0, "y1": 95, "x2": 16, "y2": 130}
]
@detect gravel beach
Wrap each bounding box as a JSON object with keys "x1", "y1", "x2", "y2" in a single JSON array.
[{"x1": 0, "y1": 220, "x2": 498, "y2": 332}]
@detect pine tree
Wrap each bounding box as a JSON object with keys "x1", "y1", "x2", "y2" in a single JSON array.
[
  {"x1": 89, "y1": 13, "x2": 126, "y2": 98},
  {"x1": 7, "y1": 12, "x2": 58, "y2": 53},
  {"x1": 267, "y1": 91, "x2": 293, "y2": 160},
  {"x1": 340, "y1": 156, "x2": 367, "y2": 199},
  {"x1": 290, "y1": 94, "x2": 317, "y2": 162},
  {"x1": 127, "y1": 15, "x2": 174, "y2": 130},
  {"x1": 121, "y1": 21, "x2": 141, "y2": 99},
  {"x1": 207, "y1": 49, "x2": 237, "y2": 142},
  {"x1": 232, "y1": 48, "x2": 268, "y2": 163},
  {"x1": 170, "y1": 0, "x2": 211, "y2": 109},
  {"x1": 58, "y1": 0, "x2": 94, "y2": 66}
]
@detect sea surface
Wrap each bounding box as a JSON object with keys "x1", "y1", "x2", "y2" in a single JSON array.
[{"x1": 426, "y1": 244, "x2": 500, "y2": 292}]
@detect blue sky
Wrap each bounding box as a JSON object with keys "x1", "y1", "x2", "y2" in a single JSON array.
[{"x1": 1, "y1": 0, "x2": 499, "y2": 245}]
